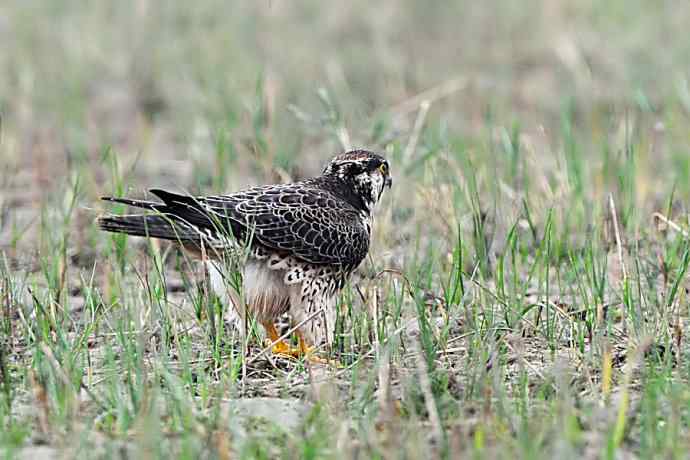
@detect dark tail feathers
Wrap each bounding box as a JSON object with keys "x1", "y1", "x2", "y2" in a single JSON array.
[
  {"x1": 97, "y1": 214, "x2": 201, "y2": 243},
  {"x1": 98, "y1": 190, "x2": 224, "y2": 245}
]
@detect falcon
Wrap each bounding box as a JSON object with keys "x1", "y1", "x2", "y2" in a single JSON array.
[{"x1": 97, "y1": 150, "x2": 392, "y2": 361}]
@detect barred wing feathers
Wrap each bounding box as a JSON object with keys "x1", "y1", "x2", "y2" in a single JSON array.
[{"x1": 99, "y1": 184, "x2": 370, "y2": 268}]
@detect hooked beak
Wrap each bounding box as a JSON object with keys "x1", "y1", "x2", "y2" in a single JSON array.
[{"x1": 385, "y1": 175, "x2": 393, "y2": 189}]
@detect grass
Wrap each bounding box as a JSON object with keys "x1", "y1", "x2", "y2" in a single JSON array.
[{"x1": 2, "y1": 1, "x2": 690, "y2": 458}]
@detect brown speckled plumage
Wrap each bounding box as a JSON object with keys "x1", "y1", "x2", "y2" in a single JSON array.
[{"x1": 98, "y1": 150, "x2": 392, "y2": 351}]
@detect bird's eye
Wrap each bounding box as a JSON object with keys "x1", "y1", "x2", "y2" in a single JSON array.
[{"x1": 378, "y1": 163, "x2": 388, "y2": 175}]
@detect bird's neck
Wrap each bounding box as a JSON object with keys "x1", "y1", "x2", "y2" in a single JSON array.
[{"x1": 315, "y1": 176, "x2": 373, "y2": 215}]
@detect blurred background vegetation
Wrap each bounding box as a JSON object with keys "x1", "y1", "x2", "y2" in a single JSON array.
[
  {"x1": 3, "y1": 1, "x2": 690, "y2": 458},
  {"x1": 3, "y1": 1, "x2": 690, "y2": 174},
  {"x1": 3, "y1": 1, "x2": 690, "y2": 252},
  {"x1": 2, "y1": 0, "x2": 690, "y2": 260}
]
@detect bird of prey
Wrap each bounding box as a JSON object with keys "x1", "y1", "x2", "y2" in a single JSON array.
[{"x1": 98, "y1": 150, "x2": 392, "y2": 361}]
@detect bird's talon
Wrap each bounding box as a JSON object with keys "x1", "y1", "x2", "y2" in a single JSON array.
[
  {"x1": 266, "y1": 339, "x2": 302, "y2": 358},
  {"x1": 268, "y1": 339, "x2": 292, "y2": 355},
  {"x1": 263, "y1": 324, "x2": 339, "y2": 365}
]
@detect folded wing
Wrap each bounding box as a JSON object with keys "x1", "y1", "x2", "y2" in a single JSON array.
[{"x1": 99, "y1": 184, "x2": 370, "y2": 268}]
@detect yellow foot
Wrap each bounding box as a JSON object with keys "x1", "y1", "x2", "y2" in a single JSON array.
[
  {"x1": 270, "y1": 342, "x2": 340, "y2": 366},
  {"x1": 267, "y1": 339, "x2": 302, "y2": 358},
  {"x1": 261, "y1": 322, "x2": 339, "y2": 365},
  {"x1": 263, "y1": 322, "x2": 299, "y2": 357},
  {"x1": 298, "y1": 333, "x2": 340, "y2": 366}
]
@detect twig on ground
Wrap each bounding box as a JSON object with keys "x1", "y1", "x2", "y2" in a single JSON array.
[
  {"x1": 609, "y1": 194, "x2": 627, "y2": 283},
  {"x1": 652, "y1": 212, "x2": 690, "y2": 238}
]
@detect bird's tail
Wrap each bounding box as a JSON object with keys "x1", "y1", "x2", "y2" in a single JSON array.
[
  {"x1": 97, "y1": 213, "x2": 201, "y2": 244},
  {"x1": 98, "y1": 190, "x2": 235, "y2": 249}
]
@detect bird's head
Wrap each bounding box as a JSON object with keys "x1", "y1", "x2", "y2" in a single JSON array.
[{"x1": 323, "y1": 149, "x2": 392, "y2": 212}]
